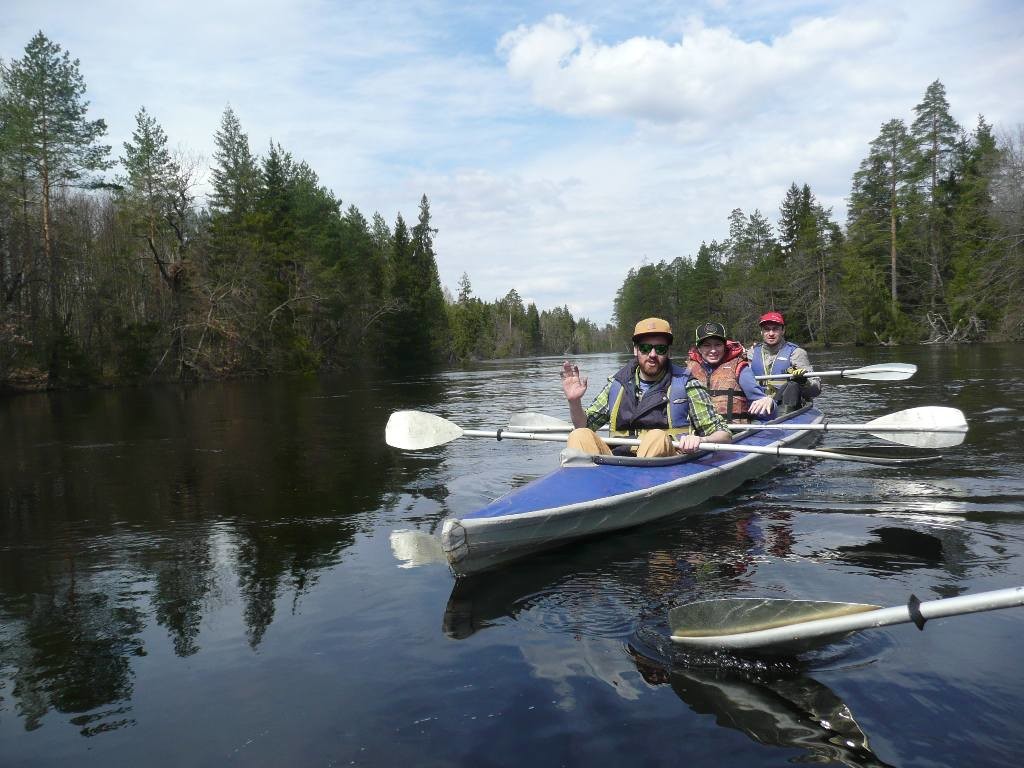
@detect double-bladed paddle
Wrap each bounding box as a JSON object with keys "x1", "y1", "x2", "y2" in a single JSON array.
[
  {"x1": 668, "y1": 586, "x2": 1024, "y2": 654},
  {"x1": 755, "y1": 362, "x2": 916, "y2": 381},
  {"x1": 385, "y1": 410, "x2": 942, "y2": 465},
  {"x1": 506, "y1": 407, "x2": 967, "y2": 449}
]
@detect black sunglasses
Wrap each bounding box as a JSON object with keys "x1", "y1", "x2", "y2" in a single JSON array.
[{"x1": 637, "y1": 342, "x2": 669, "y2": 355}]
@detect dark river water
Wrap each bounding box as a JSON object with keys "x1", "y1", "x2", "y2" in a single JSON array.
[{"x1": 2, "y1": 344, "x2": 1024, "y2": 767}]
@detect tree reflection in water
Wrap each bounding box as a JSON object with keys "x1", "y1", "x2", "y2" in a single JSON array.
[{"x1": 0, "y1": 373, "x2": 440, "y2": 734}]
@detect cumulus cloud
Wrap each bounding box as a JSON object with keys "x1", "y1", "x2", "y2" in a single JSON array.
[{"x1": 497, "y1": 12, "x2": 893, "y2": 126}]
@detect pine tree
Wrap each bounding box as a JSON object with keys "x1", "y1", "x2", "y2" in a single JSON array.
[
  {"x1": 776, "y1": 183, "x2": 842, "y2": 343},
  {"x1": 209, "y1": 106, "x2": 259, "y2": 221},
  {"x1": 910, "y1": 80, "x2": 961, "y2": 310},
  {"x1": 945, "y1": 117, "x2": 1001, "y2": 331},
  {"x1": 848, "y1": 119, "x2": 917, "y2": 320},
  {"x1": 118, "y1": 106, "x2": 197, "y2": 376},
  {"x1": 409, "y1": 195, "x2": 448, "y2": 361},
  {"x1": 0, "y1": 32, "x2": 112, "y2": 380}
]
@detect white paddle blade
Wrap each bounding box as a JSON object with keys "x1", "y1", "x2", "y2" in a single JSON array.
[
  {"x1": 868, "y1": 406, "x2": 968, "y2": 448},
  {"x1": 847, "y1": 362, "x2": 918, "y2": 380},
  {"x1": 385, "y1": 410, "x2": 463, "y2": 450}
]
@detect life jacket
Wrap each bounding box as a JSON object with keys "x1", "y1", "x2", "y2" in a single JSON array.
[
  {"x1": 686, "y1": 340, "x2": 750, "y2": 421},
  {"x1": 749, "y1": 341, "x2": 799, "y2": 397},
  {"x1": 607, "y1": 361, "x2": 692, "y2": 438}
]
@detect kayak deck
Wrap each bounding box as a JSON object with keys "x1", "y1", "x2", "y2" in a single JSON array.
[
  {"x1": 441, "y1": 407, "x2": 823, "y2": 576},
  {"x1": 465, "y1": 407, "x2": 823, "y2": 519}
]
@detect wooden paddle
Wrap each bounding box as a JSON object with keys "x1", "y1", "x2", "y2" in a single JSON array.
[
  {"x1": 506, "y1": 407, "x2": 968, "y2": 449},
  {"x1": 385, "y1": 411, "x2": 942, "y2": 465},
  {"x1": 668, "y1": 586, "x2": 1024, "y2": 654},
  {"x1": 754, "y1": 362, "x2": 916, "y2": 381}
]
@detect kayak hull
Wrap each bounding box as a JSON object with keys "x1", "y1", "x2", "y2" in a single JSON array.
[{"x1": 441, "y1": 406, "x2": 824, "y2": 576}]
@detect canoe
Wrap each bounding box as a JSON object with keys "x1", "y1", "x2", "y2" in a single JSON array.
[{"x1": 440, "y1": 405, "x2": 824, "y2": 576}]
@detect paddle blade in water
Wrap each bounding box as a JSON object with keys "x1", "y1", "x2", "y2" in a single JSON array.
[
  {"x1": 385, "y1": 410, "x2": 463, "y2": 450},
  {"x1": 669, "y1": 598, "x2": 881, "y2": 638}
]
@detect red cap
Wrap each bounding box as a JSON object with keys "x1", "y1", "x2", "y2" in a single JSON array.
[{"x1": 759, "y1": 311, "x2": 784, "y2": 326}]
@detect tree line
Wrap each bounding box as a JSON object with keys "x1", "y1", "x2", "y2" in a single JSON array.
[
  {"x1": 614, "y1": 81, "x2": 1023, "y2": 348},
  {"x1": 2, "y1": 34, "x2": 1022, "y2": 392},
  {"x1": 0, "y1": 32, "x2": 614, "y2": 391}
]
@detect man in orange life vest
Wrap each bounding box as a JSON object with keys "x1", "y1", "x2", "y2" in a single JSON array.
[
  {"x1": 686, "y1": 322, "x2": 775, "y2": 422},
  {"x1": 560, "y1": 317, "x2": 732, "y2": 458}
]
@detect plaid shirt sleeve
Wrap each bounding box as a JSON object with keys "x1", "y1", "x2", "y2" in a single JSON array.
[
  {"x1": 685, "y1": 378, "x2": 730, "y2": 435},
  {"x1": 584, "y1": 380, "x2": 612, "y2": 430}
]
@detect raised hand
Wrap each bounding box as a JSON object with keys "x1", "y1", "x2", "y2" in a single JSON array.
[{"x1": 560, "y1": 360, "x2": 588, "y2": 402}]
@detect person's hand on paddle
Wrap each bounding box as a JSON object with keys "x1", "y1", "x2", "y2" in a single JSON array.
[
  {"x1": 786, "y1": 365, "x2": 808, "y2": 385},
  {"x1": 560, "y1": 360, "x2": 587, "y2": 402},
  {"x1": 675, "y1": 434, "x2": 703, "y2": 454},
  {"x1": 748, "y1": 395, "x2": 775, "y2": 416}
]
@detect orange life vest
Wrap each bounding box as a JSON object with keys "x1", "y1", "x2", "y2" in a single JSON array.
[{"x1": 687, "y1": 340, "x2": 750, "y2": 421}]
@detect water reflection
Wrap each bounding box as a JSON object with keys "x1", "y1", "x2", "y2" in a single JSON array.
[
  {"x1": 441, "y1": 508, "x2": 799, "y2": 640},
  {"x1": 0, "y1": 371, "x2": 445, "y2": 732},
  {"x1": 631, "y1": 649, "x2": 894, "y2": 768},
  {"x1": 835, "y1": 527, "x2": 945, "y2": 566},
  {"x1": 2, "y1": 567, "x2": 145, "y2": 735},
  {"x1": 4, "y1": 345, "x2": 1024, "y2": 763}
]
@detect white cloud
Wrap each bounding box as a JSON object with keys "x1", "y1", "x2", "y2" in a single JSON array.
[{"x1": 496, "y1": 12, "x2": 893, "y2": 127}]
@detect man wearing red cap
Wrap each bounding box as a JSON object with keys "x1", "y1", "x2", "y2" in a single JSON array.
[
  {"x1": 560, "y1": 317, "x2": 732, "y2": 457},
  {"x1": 748, "y1": 311, "x2": 821, "y2": 410}
]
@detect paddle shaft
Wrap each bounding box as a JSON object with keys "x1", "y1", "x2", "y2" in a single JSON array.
[
  {"x1": 462, "y1": 429, "x2": 926, "y2": 465},
  {"x1": 734, "y1": 421, "x2": 964, "y2": 436},
  {"x1": 671, "y1": 587, "x2": 1024, "y2": 651},
  {"x1": 756, "y1": 363, "x2": 915, "y2": 381},
  {"x1": 516, "y1": 422, "x2": 964, "y2": 436},
  {"x1": 505, "y1": 407, "x2": 968, "y2": 448}
]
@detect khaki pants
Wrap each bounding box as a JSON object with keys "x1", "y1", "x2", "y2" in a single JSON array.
[{"x1": 567, "y1": 428, "x2": 676, "y2": 458}]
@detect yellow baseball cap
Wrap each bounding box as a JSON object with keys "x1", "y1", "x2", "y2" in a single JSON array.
[{"x1": 632, "y1": 317, "x2": 673, "y2": 343}]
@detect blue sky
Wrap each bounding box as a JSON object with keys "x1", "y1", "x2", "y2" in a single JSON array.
[{"x1": 4, "y1": 1, "x2": 1022, "y2": 324}]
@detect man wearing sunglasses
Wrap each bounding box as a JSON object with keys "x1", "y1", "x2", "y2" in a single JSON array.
[{"x1": 560, "y1": 317, "x2": 732, "y2": 457}]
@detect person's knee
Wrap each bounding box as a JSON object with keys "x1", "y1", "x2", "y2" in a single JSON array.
[
  {"x1": 774, "y1": 382, "x2": 801, "y2": 410},
  {"x1": 637, "y1": 429, "x2": 674, "y2": 458},
  {"x1": 567, "y1": 428, "x2": 611, "y2": 455}
]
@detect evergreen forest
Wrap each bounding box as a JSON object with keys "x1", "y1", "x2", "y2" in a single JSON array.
[{"x1": 2, "y1": 33, "x2": 1021, "y2": 391}]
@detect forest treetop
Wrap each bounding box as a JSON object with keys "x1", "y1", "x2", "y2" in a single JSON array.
[{"x1": 2, "y1": 33, "x2": 1022, "y2": 390}]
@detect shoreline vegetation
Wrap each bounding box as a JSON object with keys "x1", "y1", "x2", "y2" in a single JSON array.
[{"x1": 2, "y1": 33, "x2": 1022, "y2": 395}]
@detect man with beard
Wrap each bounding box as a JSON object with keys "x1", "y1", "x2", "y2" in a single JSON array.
[{"x1": 560, "y1": 317, "x2": 731, "y2": 457}]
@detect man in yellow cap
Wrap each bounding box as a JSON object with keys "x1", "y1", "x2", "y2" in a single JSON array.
[{"x1": 560, "y1": 317, "x2": 732, "y2": 457}]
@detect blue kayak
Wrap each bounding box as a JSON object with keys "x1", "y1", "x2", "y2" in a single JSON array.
[{"x1": 441, "y1": 406, "x2": 824, "y2": 576}]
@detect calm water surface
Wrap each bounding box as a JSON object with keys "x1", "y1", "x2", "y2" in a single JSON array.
[{"x1": 2, "y1": 344, "x2": 1024, "y2": 767}]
